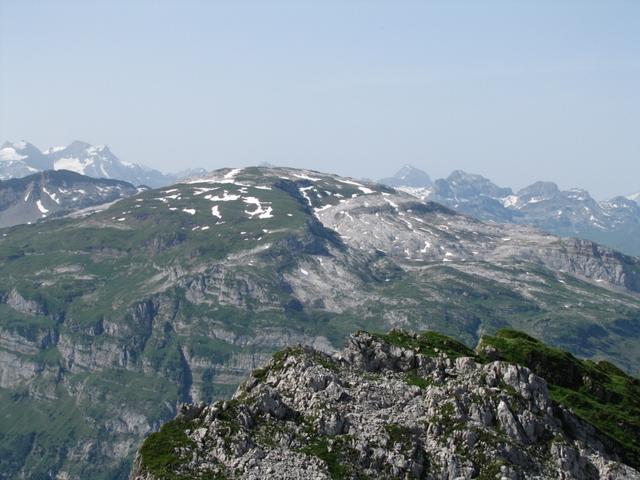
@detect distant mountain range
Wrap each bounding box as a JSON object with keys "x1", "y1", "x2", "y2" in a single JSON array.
[
  {"x1": 0, "y1": 140, "x2": 207, "y2": 187},
  {"x1": 380, "y1": 165, "x2": 640, "y2": 256},
  {"x1": 0, "y1": 170, "x2": 141, "y2": 228}
]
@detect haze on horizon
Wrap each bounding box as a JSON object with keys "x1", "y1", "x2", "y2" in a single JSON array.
[{"x1": 1, "y1": 0, "x2": 638, "y2": 199}]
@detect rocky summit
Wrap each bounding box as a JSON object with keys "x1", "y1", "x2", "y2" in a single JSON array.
[
  {"x1": 130, "y1": 329, "x2": 640, "y2": 479},
  {"x1": 2, "y1": 166, "x2": 640, "y2": 478}
]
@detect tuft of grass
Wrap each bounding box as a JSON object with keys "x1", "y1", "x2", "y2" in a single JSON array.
[
  {"x1": 404, "y1": 371, "x2": 432, "y2": 389},
  {"x1": 375, "y1": 329, "x2": 477, "y2": 360},
  {"x1": 299, "y1": 435, "x2": 357, "y2": 479},
  {"x1": 138, "y1": 419, "x2": 196, "y2": 480}
]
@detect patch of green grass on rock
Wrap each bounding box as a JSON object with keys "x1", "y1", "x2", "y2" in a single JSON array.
[
  {"x1": 139, "y1": 418, "x2": 197, "y2": 480},
  {"x1": 479, "y1": 328, "x2": 640, "y2": 468},
  {"x1": 376, "y1": 329, "x2": 477, "y2": 360}
]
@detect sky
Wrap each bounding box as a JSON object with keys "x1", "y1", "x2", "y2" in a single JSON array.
[{"x1": 1, "y1": 0, "x2": 639, "y2": 199}]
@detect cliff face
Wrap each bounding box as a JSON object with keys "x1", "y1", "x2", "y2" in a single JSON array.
[
  {"x1": 130, "y1": 330, "x2": 639, "y2": 480},
  {"x1": 2, "y1": 166, "x2": 640, "y2": 478}
]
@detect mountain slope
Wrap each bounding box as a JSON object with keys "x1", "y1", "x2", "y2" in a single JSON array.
[
  {"x1": 386, "y1": 169, "x2": 640, "y2": 256},
  {"x1": 0, "y1": 166, "x2": 639, "y2": 478},
  {"x1": 130, "y1": 329, "x2": 640, "y2": 479},
  {"x1": 0, "y1": 170, "x2": 141, "y2": 228}
]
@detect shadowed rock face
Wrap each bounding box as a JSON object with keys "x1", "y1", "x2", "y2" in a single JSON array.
[{"x1": 130, "y1": 330, "x2": 639, "y2": 480}]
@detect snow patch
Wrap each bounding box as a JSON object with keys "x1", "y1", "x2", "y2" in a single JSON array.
[
  {"x1": 501, "y1": 195, "x2": 519, "y2": 208},
  {"x1": 54, "y1": 157, "x2": 92, "y2": 174},
  {"x1": 243, "y1": 197, "x2": 274, "y2": 219},
  {"x1": 314, "y1": 204, "x2": 333, "y2": 213},
  {"x1": 43, "y1": 187, "x2": 60, "y2": 204},
  {"x1": 294, "y1": 173, "x2": 321, "y2": 181},
  {"x1": 193, "y1": 187, "x2": 218, "y2": 195},
  {"x1": 207, "y1": 191, "x2": 241, "y2": 202},
  {"x1": 224, "y1": 168, "x2": 243, "y2": 179},
  {"x1": 384, "y1": 198, "x2": 399, "y2": 209},
  {"x1": 0, "y1": 147, "x2": 27, "y2": 162},
  {"x1": 337, "y1": 179, "x2": 364, "y2": 187},
  {"x1": 36, "y1": 200, "x2": 48, "y2": 213},
  {"x1": 299, "y1": 186, "x2": 314, "y2": 206}
]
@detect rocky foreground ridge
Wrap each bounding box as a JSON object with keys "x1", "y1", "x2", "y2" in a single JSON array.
[{"x1": 131, "y1": 330, "x2": 640, "y2": 479}]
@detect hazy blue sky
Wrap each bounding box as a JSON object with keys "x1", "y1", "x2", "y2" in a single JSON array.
[{"x1": 1, "y1": 0, "x2": 638, "y2": 198}]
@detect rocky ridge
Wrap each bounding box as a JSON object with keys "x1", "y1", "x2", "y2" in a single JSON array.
[{"x1": 130, "y1": 329, "x2": 640, "y2": 479}]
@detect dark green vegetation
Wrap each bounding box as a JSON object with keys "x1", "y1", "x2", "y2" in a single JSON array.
[
  {"x1": 375, "y1": 330, "x2": 477, "y2": 359},
  {"x1": 1, "y1": 167, "x2": 640, "y2": 478},
  {"x1": 479, "y1": 329, "x2": 640, "y2": 468},
  {"x1": 138, "y1": 419, "x2": 216, "y2": 480},
  {"x1": 299, "y1": 435, "x2": 358, "y2": 479}
]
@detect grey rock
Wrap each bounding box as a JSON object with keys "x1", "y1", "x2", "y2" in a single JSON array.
[{"x1": 130, "y1": 332, "x2": 639, "y2": 479}]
